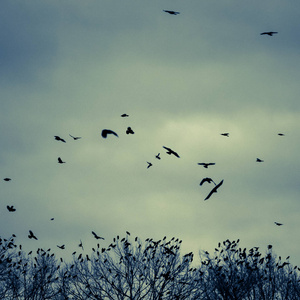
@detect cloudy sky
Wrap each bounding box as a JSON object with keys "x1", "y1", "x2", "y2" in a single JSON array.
[{"x1": 1, "y1": 0, "x2": 299, "y2": 266}]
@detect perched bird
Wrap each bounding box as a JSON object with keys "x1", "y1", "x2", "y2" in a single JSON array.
[
  {"x1": 57, "y1": 245, "x2": 65, "y2": 250},
  {"x1": 54, "y1": 136, "x2": 66, "y2": 143},
  {"x1": 3, "y1": 178, "x2": 11, "y2": 181},
  {"x1": 7, "y1": 205, "x2": 16, "y2": 212},
  {"x1": 121, "y1": 113, "x2": 129, "y2": 117},
  {"x1": 126, "y1": 127, "x2": 134, "y2": 135},
  {"x1": 260, "y1": 31, "x2": 278, "y2": 36},
  {"x1": 163, "y1": 146, "x2": 180, "y2": 158},
  {"x1": 278, "y1": 133, "x2": 285, "y2": 136},
  {"x1": 200, "y1": 178, "x2": 216, "y2": 186},
  {"x1": 69, "y1": 134, "x2": 81, "y2": 140},
  {"x1": 204, "y1": 180, "x2": 224, "y2": 201},
  {"x1": 28, "y1": 230, "x2": 38, "y2": 240},
  {"x1": 79, "y1": 240, "x2": 84, "y2": 251},
  {"x1": 92, "y1": 231, "x2": 105, "y2": 240},
  {"x1": 220, "y1": 133, "x2": 229, "y2": 137},
  {"x1": 163, "y1": 10, "x2": 180, "y2": 15},
  {"x1": 274, "y1": 222, "x2": 283, "y2": 226},
  {"x1": 58, "y1": 157, "x2": 66, "y2": 164},
  {"x1": 155, "y1": 153, "x2": 161, "y2": 160},
  {"x1": 147, "y1": 162, "x2": 152, "y2": 169},
  {"x1": 197, "y1": 163, "x2": 215, "y2": 169},
  {"x1": 256, "y1": 158, "x2": 264, "y2": 162},
  {"x1": 101, "y1": 129, "x2": 118, "y2": 138}
]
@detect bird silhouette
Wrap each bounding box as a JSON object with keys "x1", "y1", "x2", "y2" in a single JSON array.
[
  {"x1": 57, "y1": 245, "x2": 65, "y2": 249},
  {"x1": 101, "y1": 129, "x2": 118, "y2": 138},
  {"x1": 256, "y1": 158, "x2": 264, "y2": 162},
  {"x1": 163, "y1": 146, "x2": 180, "y2": 158},
  {"x1": 54, "y1": 136, "x2": 66, "y2": 143},
  {"x1": 28, "y1": 230, "x2": 38, "y2": 240},
  {"x1": 69, "y1": 134, "x2": 81, "y2": 140},
  {"x1": 3, "y1": 178, "x2": 11, "y2": 181},
  {"x1": 155, "y1": 153, "x2": 161, "y2": 160},
  {"x1": 278, "y1": 133, "x2": 285, "y2": 136},
  {"x1": 121, "y1": 113, "x2": 129, "y2": 117},
  {"x1": 147, "y1": 162, "x2": 152, "y2": 169},
  {"x1": 204, "y1": 179, "x2": 224, "y2": 201},
  {"x1": 274, "y1": 222, "x2": 283, "y2": 226},
  {"x1": 7, "y1": 205, "x2": 16, "y2": 212},
  {"x1": 163, "y1": 10, "x2": 180, "y2": 15},
  {"x1": 50, "y1": 218, "x2": 54, "y2": 221},
  {"x1": 197, "y1": 163, "x2": 215, "y2": 168},
  {"x1": 260, "y1": 31, "x2": 278, "y2": 36},
  {"x1": 79, "y1": 240, "x2": 84, "y2": 250},
  {"x1": 58, "y1": 157, "x2": 65, "y2": 164},
  {"x1": 200, "y1": 178, "x2": 216, "y2": 186},
  {"x1": 126, "y1": 231, "x2": 131, "y2": 235},
  {"x1": 126, "y1": 127, "x2": 134, "y2": 135},
  {"x1": 92, "y1": 231, "x2": 105, "y2": 240},
  {"x1": 220, "y1": 133, "x2": 229, "y2": 137}
]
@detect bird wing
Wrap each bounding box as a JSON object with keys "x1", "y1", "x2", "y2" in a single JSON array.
[
  {"x1": 215, "y1": 180, "x2": 224, "y2": 190},
  {"x1": 102, "y1": 129, "x2": 118, "y2": 138},
  {"x1": 204, "y1": 188, "x2": 215, "y2": 200}
]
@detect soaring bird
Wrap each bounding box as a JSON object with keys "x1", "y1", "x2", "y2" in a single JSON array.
[
  {"x1": 126, "y1": 127, "x2": 134, "y2": 134},
  {"x1": 92, "y1": 231, "x2": 105, "y2": 240},
  {"x1": 274, "y1": 222, "x2": 283, "y2": 226},
  {"x1": 58, "y1": 157, "x2": 65, "y2": 164},
  {"x1": 256, "y1": 158, "x2": 264, "y2": 162},
  {"x1": 198, "y1": 162, "x2": 215, "y2": 169},
  {"x1": 28, "y1": 230, "x2": 38, "y2": 240},
  {"x1": 200, "y1": 178, "x2": 216, "y2": 186},
  {"x1": 7, "y1": 205, "x2": 16, "y2": 212},
  {"x1": 163, "y1": 10, "x2": 180, "y2": 15},
  {"x1": 147, "y1": 162, "x2": 153, "y2": 169},
  {"x1": 121, "y1": 113, "x2": 129, "y2": 117},
  {"x1": 220, "y1": 133, "x2": 229, "y2": 137},
  {"x1": 155, "y1": 153, "x2": 161, "y2": 160},
  {"x1": 101, "y1": 129, "x2": 118, "y2": 138},
  {"x1": 163, "y1": 146, "x2": 180, "y2": 158},
  {"x1": 204, "y1": 179, "x2": 224, "y2": 201},
  {"x1": 54, "y1": 136, "x2": 66, "y2": 143},
  {"x1": 57, "y1": 245, "x2": 65, "y2": 250},
  {"x1": 3, "y1": 178, "x2": 11, "y2": 181},
  {"x1": 278, "y1": 133, "x2": 285, "y2": 136},
  {"x1": 260, "y1": 31, "x2": 278, "y2": 36},
  {"x1": 69, "y1": 134, "x2": 81, "y2": 140}
]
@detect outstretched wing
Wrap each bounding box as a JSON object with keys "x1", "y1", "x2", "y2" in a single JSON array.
[{"x1": 102, "y1": 129, "x2": 119, "y2": 138}]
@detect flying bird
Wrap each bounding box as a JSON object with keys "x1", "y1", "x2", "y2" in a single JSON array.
[
  {"x1": 69, "y1": 134, "x2": 81, "y2": 140},
  {"x1": 197, "y1": 163, "x2": 215, "y2": 169},
  {"x1": 58, "y1": 157, "x2": 66, "y2": 164},
  {"x1": 278, "y1": 133, "x2": 285, "y2": 136},
  {"x1": 163, "y1": 146, "x2": 180, "y2": 158},
  {"x1": 147, "y1": 162, "x2": 153, "y2": 169},
  {"x1": 92, "y1": 231, "x2": 105, "y2": 240},
  {"x1": 260, "y1": 31, "x2": 278, "y2": 36},
  {"x1": 121, "y1": 113, "x2": 129, "y2": 117},
  {"x1": 220, "y1": 133, "x2": 229, "y2": 137},
  {"x1": 54, "y1": 136, "x2": 66, "y2": 143},
  {"x1": 163, "y1": 10, "x2": 180, "y2": 15},
  {"x1": 256, "y1": 158, "x2": 264, "y2": 162},
  {"x1": 7, "y1": 205, "x2": 16, "y2": 212},
  {"x1": 28, "y1": 230, "x2": 38, "y2": 240},
  {"x1": 101, "y1": 129, "x2": 118, "y2": 138},
  {"x1": 57, "y1": 245, "x2": 65, "y2": 250},
  {"x1": 50, "y1": 218, "x2": 54, "y2": 221},
  {"x1": 200, "y1": 178, "x2": 216, "y2": 186},
  {"x1": 274, "y1": 222, "x2": 283, "y2": 226},
  {"x1": 79, "y1": 240, "x2": 84, "y2": 250},
  {"x1": 155, "y1": 153, "x2": 161, "y2": 160},
  {"x1": 126, "y1": 127, "x2": 134, "y2": 135},
  {"x1": 204, "y1": 180, "x2": 224, "y2": 201},
  {"x1": 3, "y1": 178, "x2": 11, "y2": 181}
]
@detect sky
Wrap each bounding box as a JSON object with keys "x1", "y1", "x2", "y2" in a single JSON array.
[{"x1": 1, "y1": 0, "x2": 299, "y2": 267}]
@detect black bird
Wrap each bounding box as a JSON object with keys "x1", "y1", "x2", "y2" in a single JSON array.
[
  {"x1": 54, "y1": 136, "x2": 66, "y2": 143},
  {"x1": 121, "y1": 113, "x2": 129, "y2": 117},
  {"x1": 274, "y1": 222, "x2": 283, "y2": 226},
  {"x1": 101, "y1": 129, "x2": 118, "y2": 138},
  {"x1": 163, "y1": 10, "x2": 180, "y2": 15},
  {"x1": 50, "y1": 218, "x2": 54, "y2": 221},
  {"x1": 220, "y1": 133, "x2": 229, "y2": 137},
  {"x1": 198, "y1": 162, "x2": 215, "y2": 169},
  {"x1": 79, "y1": 240, "x2": 84, "y2": 251},
  {"x1": 92, "y1": 231, "x2": 105, "y2": 240},
  {"x1": 3, "y1": 178, "x2": 11, "y2": 181},
  {"x1": 163, "y1": 146, "x2": 180, "y2": 158},
  {"x1": 126, "y1": 127, "x2": 134, "y2": 135},
  {"x1": 147, "y1": 162, "x2": 152, "y2": 169},
  {"x1": 7, "y1": 205, "x2": 16, "y2": 212},
  {"x1": 126, "y1": 231, "x2": 131, "y2": 235},
  {"x1": 256, "y1": 158, "x2": 264, "y2": 162},
  {"x1": 69, "y1": 134, "x2": 81, "y2": 140},
  {"x1": 58, "y1": 157, "x2": 65, "y2": 164},
  {"x1": 155, "y1": 153, "x2": 161, "y2": 160},
  {"x1": 204, "y1": 179, "x2": 224, "y2": 201},
  {"x1": 278, "y1": 133, "x2": 285, "y2": 136},
  {"x1": 28, "y1": 230, "x2": 38, "y2": 240},
  {"x1": 260, "y1": 31, "x2": 278, "y2": 36},
  {"x1": 200, "y1": 178, "x2": 216, "y2": 186},
  {"x1": 57, "y1": 245, "x2": 65, "y2": 250}
]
